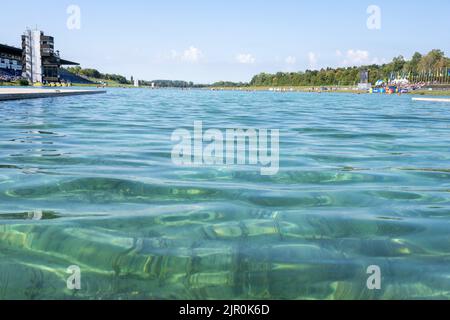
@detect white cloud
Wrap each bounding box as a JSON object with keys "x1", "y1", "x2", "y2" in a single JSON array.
[
  {"x1": 166, "y1": 46, "x2": 203, "y2": 63},
  {"x1": 236, "y1": 53, "x2": 256, "y2": 64},
  {"x1": 181, "y1": 46, "x2": 203, "y2": 63},
  {"x1": 285, "y1": 56, "x2": 297, "y2": 65},
  {"x1": 308, "y1": 52, "x2": 318, "y2": 69},
  {"x1": 346, "y1": 49, "x2": 369, "y2": 64},
  {"x1": 337, "y1": 49, "x2": 384, "y2": 66}
]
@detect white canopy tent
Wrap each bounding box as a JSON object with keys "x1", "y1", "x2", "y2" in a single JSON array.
[{"x1": 391, "y1": 78, "x2": 410, "y2": 85}]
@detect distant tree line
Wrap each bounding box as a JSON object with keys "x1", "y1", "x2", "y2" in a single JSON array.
[
  {"x1": 211, "y1": 81, "x2": 249, "y2": 87},
  {"x1": 249, "y1": 49, "x2": 450, "y2": 87},
  {"x1": 140, "y1": 80, "x2": 201, "y2": 88}
]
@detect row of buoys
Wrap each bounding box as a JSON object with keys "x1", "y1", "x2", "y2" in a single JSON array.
[
  {"x1": 32, "y1": 82, "x2": 72, "y2": 87},
  {"x1": 47, "y1": 82, "x2": 72, "y2": 87}
]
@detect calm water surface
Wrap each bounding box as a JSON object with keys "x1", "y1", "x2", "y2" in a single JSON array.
[{"x1": 0, "y1": 89, "x2": 449, "y2": 299}]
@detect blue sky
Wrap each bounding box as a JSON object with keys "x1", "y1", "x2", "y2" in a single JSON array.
[{"x1": 1, "y1": 0, "x2": 449, "y2": 83}]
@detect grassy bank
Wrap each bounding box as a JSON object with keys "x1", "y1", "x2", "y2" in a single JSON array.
[
  {"x1": 84, "y1": 78, "x2": 136, "y2": 88},
  {"x1": 409, "y1": 90, "x2": 450, "y2": 96},
  {"x1": 0, "y1": 81, "x2": 29, "y2": 87}
]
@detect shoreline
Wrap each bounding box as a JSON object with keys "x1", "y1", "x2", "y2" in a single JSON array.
[
  {"x1": 209, "y1": 86, "x2": 450, "y2": 96},
  {"x1": 2, "y1": 83, "x2": 450, "y2": 97}
]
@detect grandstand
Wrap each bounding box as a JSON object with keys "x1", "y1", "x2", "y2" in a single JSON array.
[
  {"x1": 59, "y1": 68, "x2": 95, "y2": 84},
  {"x1": 0, "y1": 68, "x2": 21, "y2": 77},
  {"x1": 0, "y1": 43, "x2": 22, "y2": 82},
  {"x1": 0, "y1": 68, "x2": 21, "y2": 82}
]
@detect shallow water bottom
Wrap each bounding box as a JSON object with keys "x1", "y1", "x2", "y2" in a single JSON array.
[{"x1": 0, "y1": 89, "x2": 450, "y2": 299}]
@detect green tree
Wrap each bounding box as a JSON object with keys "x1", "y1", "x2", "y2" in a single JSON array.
[
  {"x1": 418, "y1": 49, "x2": 445, "y2": 72},
  {"x1": 407, "y1": 52, "x2": 422, "y2": 73}
]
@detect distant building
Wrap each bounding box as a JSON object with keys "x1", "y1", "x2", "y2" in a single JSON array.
[
  {"x1": 360, "y1": 70, "x2": 369, "y2": 84},
  {"x1": 358, "y1": 69, "x2": 371, "y2": 90},
  {"x1": 134, "y1": 78, "x2": 139, "y2": 87},
  {"x1": 21, "y1": 29, "x2": 79, "y2": 83}
]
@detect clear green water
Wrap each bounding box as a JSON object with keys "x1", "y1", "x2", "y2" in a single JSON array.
[{"x1": 0, "y1": 89, "x2": 449, "y2": 300}]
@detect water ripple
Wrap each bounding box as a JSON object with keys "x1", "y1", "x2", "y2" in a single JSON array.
[{"x1": 0, "y1": 90, "x2": 449, "y2": 299}]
